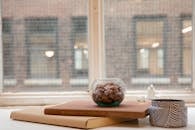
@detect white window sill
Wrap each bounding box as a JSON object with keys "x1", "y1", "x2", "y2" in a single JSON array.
[{"x1": 1, "y1": 90, "x2": 195, "y2": 106}]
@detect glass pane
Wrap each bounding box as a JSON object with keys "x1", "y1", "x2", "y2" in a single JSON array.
[
  {"x1": 157, "y1": 49, "x2": 164, "y2": 69},
  {"x1": 104, "y1": 0, "x2": 192, "y2": 90},
  {"x1": 137, "y1": 49, "x2": 149, "y2": 70},
  {"x1": 3, "y1": 19, "x2": 14, "y2": 79},
  {"x1": 182, "y1": 18, "x2": 192, "y2": 76},
  {"x1": 2, "y1": 0, "x2": 88, "y2": 92}
]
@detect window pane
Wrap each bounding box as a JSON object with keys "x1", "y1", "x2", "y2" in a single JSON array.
[
  {"x1": 72, "y1": 17, "x2": 88, "y2": 77},
  {"x1": 157, "y1": 49, "x2": 164, "y2": 69},
  {"x1": 182, "y1": 17, "x2": 192, "y2": 76},
  {"x1": 3, "y1": 19, "x2": 14, "y2": 79},
  {"x1": 104, "y1": 0, "x2": 193, "y2": 90},
  {"x1": 137, "y1": 48, "x2": 149, "y2": 70},
  {"x1": 2, "y1": 0, "x2": 88, "y2": 92}
]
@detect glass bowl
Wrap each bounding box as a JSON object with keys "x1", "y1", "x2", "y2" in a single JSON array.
[{"x1": 91, "y1": 78, "x2": 126, "y2": 107}]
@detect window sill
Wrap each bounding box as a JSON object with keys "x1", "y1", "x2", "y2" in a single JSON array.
[{"x1": 1, "y1": 90, "x2": 195, "y2": 106}]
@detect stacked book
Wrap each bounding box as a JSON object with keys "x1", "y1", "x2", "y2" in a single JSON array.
[{"x1": 10, "y1": 100, "x2": 150, "y2": 129}]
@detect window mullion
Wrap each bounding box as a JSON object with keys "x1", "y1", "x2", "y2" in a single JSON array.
[{"x1": 88, "y1": 0, "x2": 105, "y2": 87}]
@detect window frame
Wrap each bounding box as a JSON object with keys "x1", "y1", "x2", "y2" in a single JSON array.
[{"x1": 0, "y1": 0, "x2": 195, "y2": 106}]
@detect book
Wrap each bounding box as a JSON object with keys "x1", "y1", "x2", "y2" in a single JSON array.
[
  {"x1": 10, "y1": 106, "x2": 130, "y2": 129},
  {"x1": 44, "y1": 100, "x2": 151, "y2": 118}
]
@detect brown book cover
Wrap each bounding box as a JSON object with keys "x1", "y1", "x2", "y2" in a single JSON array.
[
  {"x1": 10, "y1": 107, "x2": 130, "y2": 129},
  {"x1": 44, "y1": 100, "x2": 151, "y2": 118}
]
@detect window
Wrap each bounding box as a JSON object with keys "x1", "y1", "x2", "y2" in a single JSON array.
[
  {"x1": 2, "y1": 19, "x2": 14, "y2": 79},
  {"x1": 0, "y1": 0, "x2": 194, "y2": 105},
  {"x1": 181, "y1": 16, "x2": 192, "y2": 76},
  {"x1": 135, "y1": 17, "x2": 165, "y2": 76},
  {"x1": 104, "y1": 0, "x2": 193, "y2": 90},
  {"x1": 26, "y1": 18, "x2": 59, "y2": 79},
  {"x1": 176, "y1": 15, "x2": 193, "y2": 86},
  {"x1": 2, "y1": 0, "x2": 89, "y2": 92},
  {"x1": 72, "y1": 17, "x2": 88, "y2": 77}
]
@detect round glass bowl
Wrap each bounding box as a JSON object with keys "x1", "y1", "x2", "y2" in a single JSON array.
[{"x1": 91, "y1": 78, "x2": 126, "y2": 107}]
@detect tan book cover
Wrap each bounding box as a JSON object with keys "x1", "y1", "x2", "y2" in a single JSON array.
[
  {"x1": 44, "y1": 100, "x2": 151, "y2": 118},
  {"x1": 10, "y1": 107, "x2": 130, "y2": 129}
]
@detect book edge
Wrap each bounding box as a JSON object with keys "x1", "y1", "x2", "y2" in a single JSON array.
[
  {"x1": 44, "y1": 108, "x2": 148, "y2": 118},
  {"x1": 86, "y1": 117, "x2": 131, "y2": 128},
  {"x1": 10, "y1": 110, "x2": 87, "y2": 128}
]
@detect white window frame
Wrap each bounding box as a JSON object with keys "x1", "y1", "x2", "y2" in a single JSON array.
[{"x1": 0, "y1": 0, "x2": 195, "y2": 106}]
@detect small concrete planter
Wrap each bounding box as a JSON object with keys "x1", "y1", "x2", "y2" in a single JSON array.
[{"x1": 149, "y1": 99, "x2": 187, "y2": 128}]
